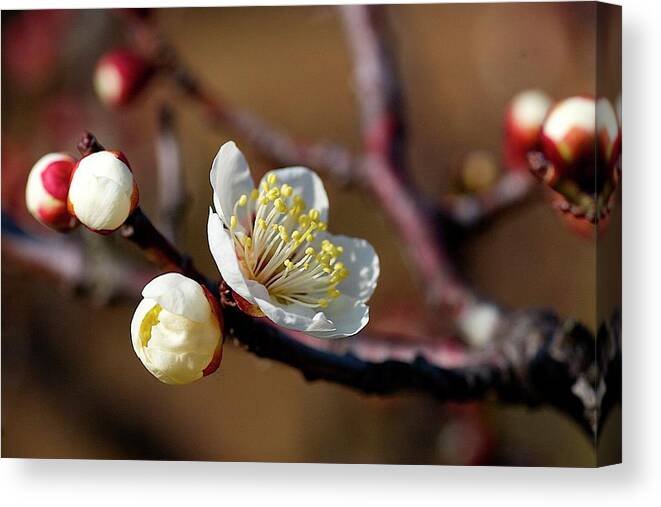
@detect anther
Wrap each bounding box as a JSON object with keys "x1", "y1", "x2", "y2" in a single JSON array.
[{"x1": 274, "y1": 198, "x2": 288, "y2": 213}]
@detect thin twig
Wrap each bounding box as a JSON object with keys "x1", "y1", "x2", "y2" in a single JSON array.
[
  {"x1": 121, "y1": 11, "x2": 356, "y2": 182},
  {"x1": 155, "y1": 104, "x2": 187, "y2": 244},
  {"x1": 441, "y1": 172, "x2": 536, "y2": 228},
  {"x1": 340, "y1": 5, "x2": 470, "y2": 310}
]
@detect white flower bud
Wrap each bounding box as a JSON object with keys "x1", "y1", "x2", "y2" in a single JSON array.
[
  {"x1": 457, "y1": 303, "x2": 500, "y2": 348},
  {"x1": 131, "y1": 273, "x2": 223, "y2": 385},
  {"x1": 25, "y1": 153, "x2": 78, "y2": 231},
  {"x1": 67, "y1": 150, "x2": 139, "y2": 233}
]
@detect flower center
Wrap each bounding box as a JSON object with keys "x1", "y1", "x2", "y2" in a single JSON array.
[{"x1": 227, "y1": 172, "x2": 349, "y2": 308}]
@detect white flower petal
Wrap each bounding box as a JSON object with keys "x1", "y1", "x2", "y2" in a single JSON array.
[
  {"x1": 307, "y1": 295, "x2": 369, "y2": 339},
  {"x1": 263, "y1": 166, "x2": 329, "y2": 222},
  {"x1": 131, "y1": 298, "x2": 156, "y2": 359},
  {"x1": 210, "y1": 141, "x2": 255, "y2": 226},
  {"x1": 140, "y1": 348, "x2": 208, "y2": 385},
  {"x1": 68, "y1": 152, "x2": 135, "y2": 231},
  {"x1": 322, "y1": 233, "x2": 380, "y2": 303},
  {"x1": 141, "y1": 272, "x2": 210, "y2": 322},
  {"x1": 207, "y1": 210, "x2": 253, "y2": 302},
  {"x1": 249, "y1": 281, "x2": 335, "y2": 333},
  {"x1": 68, "y1": 175, "x2": 131, "y2": 230}
]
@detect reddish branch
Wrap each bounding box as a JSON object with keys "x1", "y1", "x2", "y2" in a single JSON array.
[
  {"x1": 340, "y1": 5, "x2": 470, "y2": 310},
  {"x1": 121, "y1": 5, "x2": 616, "y2": 437},
  {"x1": 121, "y1": 9, "x2": 535, "y2": 233}
]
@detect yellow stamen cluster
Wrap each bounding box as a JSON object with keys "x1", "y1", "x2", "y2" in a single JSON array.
[{"x1": 227, "y1": 172, "x2": 348, "y2": 308}]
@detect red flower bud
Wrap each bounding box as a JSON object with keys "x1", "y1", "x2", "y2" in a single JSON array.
[
  {"x1": 93, "y1": 49, "x2": 152, "y2": 108},
  {"x1": 25, "y1": 153, "x2": 79, "y2": 232},
  {"x1": 541, "y1": 95, "x2": 620, "y2": 194},
  {"x1": 504, "y1": 90, "x2": 552, "y2": 171}
]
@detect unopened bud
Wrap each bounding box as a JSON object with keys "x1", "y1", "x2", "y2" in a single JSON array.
[
  {"x1": 93, "y1": 49, "x2": 152, "y2": 108},
  {"x1": 67, "y1": 150, "x2": 139, "y2": 233},
  {"x1": 541, "y1": 96, "x2": 594, "y2": 191},
  {"x1": 25, "y1": 153, "x2": 78, "y2": 232},
  {"x1": 131, "y1": 273, "x2": 223, "y2": 384},
  {"x1": 504, "y1": 89, "x2": 552, "y2": 171},
  {"x1": 541, "y1": 95, "x2": 621, "y2": 194},
  {"x1": 457, "y1": 303, "x2": 500, "y2": 348},
  {"x1": 596, "y1": 97, "x2": 621, "y2": 177}
]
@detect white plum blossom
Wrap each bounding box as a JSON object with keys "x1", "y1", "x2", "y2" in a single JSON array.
[
  {"x1": 67, "y1": 150, "x2": 139, "y2": 233},
  {"x1": 207, "y1": 141, "x2": 379, "y2": 339},
  {"x1": 131, "y1": 273, "x2": 223, "y2": 384}
]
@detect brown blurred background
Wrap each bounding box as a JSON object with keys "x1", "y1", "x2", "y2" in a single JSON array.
[{"x1": 2, "y1": 3, "x2": 620, "y2": 465}]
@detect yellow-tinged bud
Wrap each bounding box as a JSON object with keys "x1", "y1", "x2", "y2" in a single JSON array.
[{"x1": 131, "y1": 273, "x2": 223, "y2": 384}]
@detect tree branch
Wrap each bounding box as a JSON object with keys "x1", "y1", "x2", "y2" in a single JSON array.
[
  {"x1": 155, "y1": 104, "x2": 187, "y2": 244},
  {"x1": 5, "y1": 200, "x2": 618, "y2": 438},
  {"x1": 340, "y1": 5, "x2": 470, "y2": 310},
  {"x1": 440, "y1": 172, "x2": 537, "y2": 228}
]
